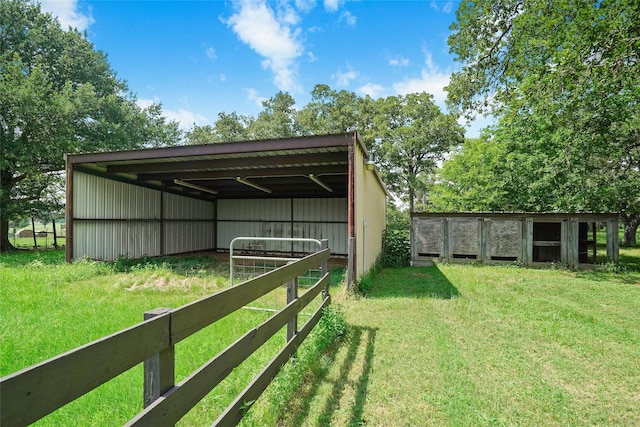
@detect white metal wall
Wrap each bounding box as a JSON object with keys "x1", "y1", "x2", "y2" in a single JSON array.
[
  {"x1": 72, "y1": 171, "x2": 215, "y2": 260},
  {"x1": 163, "y1": 193, "x2": 215, "y2": 255},
  {"x1": 217, "y1": 198, "x2": 348, "y2": 254}
]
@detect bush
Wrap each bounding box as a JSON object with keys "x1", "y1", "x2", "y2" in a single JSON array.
[{"x1": 379, "y1": 207, "x2": 411, "y2": 268}]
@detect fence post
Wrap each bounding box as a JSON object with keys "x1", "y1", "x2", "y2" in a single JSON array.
[
  {"x1": 286, "y1": 278, "x2": 298, "y2": 342},
  {"x1": 320, "y1": 239, "x2": 329, "y2": 297},
  {"x1": 143, "y1": 308, "x2": 175, "y2": 409}
]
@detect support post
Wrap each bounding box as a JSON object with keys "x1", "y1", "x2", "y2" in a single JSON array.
[
  {"x1": 287, "y1": 278, "x2": 298, "y2": 342},
  {"x1": 523, "y1": 217, "x2": 533, "y2": 266},
  {"x1": 143, "y1": 308, "x2": 175, "y2": 409},
  {"x1": 321, "y1": 239, "x2": 329, "y2": 296},
  {"x1": 481, "y1": 217, "x2": 491, "y2": 264},
  {"x1": 606, "y1": 218, "x2": 619, "y2": 263}
]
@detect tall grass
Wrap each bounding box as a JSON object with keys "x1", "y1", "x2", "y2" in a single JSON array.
[{"x1": 0, "y1": 250, "x2": 345, "y2": 426}]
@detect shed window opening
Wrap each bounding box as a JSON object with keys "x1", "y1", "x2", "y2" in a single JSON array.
[{"x1": 532, "y1": 222, "x2": 561, "y2": 262}]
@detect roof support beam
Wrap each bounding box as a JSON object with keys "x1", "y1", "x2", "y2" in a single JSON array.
[
  {"x1": 308, "y1": 174, "x2": 333, "y2": 192},
  {"x1": 137, "y1": 165, "x2": 347, "y2": 182},
  {"x1": 236, "y1": 177, "x2": 272, "y2": 194},
  {"x1": 173, "y1": 179, "x2": 218, "y2": 195}
]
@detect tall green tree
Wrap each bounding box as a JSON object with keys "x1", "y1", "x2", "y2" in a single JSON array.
[
  {"x1": 430, "y1": 136, "x2": 509, "y2": 212},
  {"x1": 298, "y1": 84, "x2": 362, "y2": 135},
  {"x1": 186, "y1": 112, "x2": 253, "y2": 144},
  {"x1": 447, "y1": 0, "x2": 640, "y2": 244},
  {"x1": 371, "y1": 92, "x2": 464, "y2": 212},
  {"x1": 0, "y1": 0, "x2": 180, "y2": 251},
  {"x1": 248, "y1": 91, "x2": 299, "y2": 139}
]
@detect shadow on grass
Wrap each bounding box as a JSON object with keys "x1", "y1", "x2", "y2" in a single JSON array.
[
  {"x1": 281, "y1": 325, "x2": 377, "y2": 427},
  {"x1": 361, "y1": 265, "x2": 460, "y2": 299}
]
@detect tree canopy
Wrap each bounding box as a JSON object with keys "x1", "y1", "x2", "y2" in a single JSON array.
[
  {"x1": 0, "y1": 0, "x2": 180, "y2": 251},
  {"x1": 444, "y1": 0, "x2": 640, "y2": 244},
  {"x1": 184, "y1": 86, "x2": 462, "y2": 212}
]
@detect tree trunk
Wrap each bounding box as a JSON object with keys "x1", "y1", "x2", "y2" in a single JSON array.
[
  {"x1": 0, "y1": 219, "x2": 16, "y2": 252},
  {"x1": 622, "y1": 214, "x2": 639, "y2": 246},
  {"x1": 31, "y1": 217, "x2": 38, "y2": 249},
  {"x1": 52, "y1": 217, "x2": 58, "y2": 249}
]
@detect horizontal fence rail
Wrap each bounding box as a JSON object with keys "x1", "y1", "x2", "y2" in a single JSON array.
[{"x1": 1, "y1": 243, "x2": 330, "y2": 427}]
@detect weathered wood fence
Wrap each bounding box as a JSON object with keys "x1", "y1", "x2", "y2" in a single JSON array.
[{"x1": 1, "y1": 243, "x2": 330, "y2": 426}]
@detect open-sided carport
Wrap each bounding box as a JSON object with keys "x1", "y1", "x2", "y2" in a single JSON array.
[{"x1": 65, "y1": 132, "x2": 387, "y2": 284}]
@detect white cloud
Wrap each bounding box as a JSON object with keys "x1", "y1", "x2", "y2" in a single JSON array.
[
  {"x1": 392, "y1": 50, "x2": 451, "y2": 107},
  {"x1": 332, "y1": 69, "x2": 358, "y2": 87},
  {"x1": 389, "y1": 56, "x2": 410, "y2": 67},
  {"x1": 324, "y1": 0, "x2": 345, "y2": 12},
  {"x1": 164, "y1": 109, "x2": 208, "y2": 130},
  {"x1": 39, "y1": 0, "x2": 94, "y2": 31},
  {"x1": 245, "y1": 88, "x2": 267, "y2": 108},
  {"x1": 137, "y1": 98, "x2": 207, "y2": 130},
  {"x1": 358, "y1": 83, "x2": 386, "y2": 99},
  {"x1": 340, "y1": 11, "x2": 357, "y2": 26},
  {"x1": 205, "y1": 47, "x2": 217, "y2": 61},
  {"x1": 430, "y1": 1, "x2": 454, "y2": 14},
  {"x1": 226, "y1": 0, "x2": 304, "y2": 92},
  {"x1": 307, "y1": 51, "x2": 318, "y2": 62},
  {"x1": 295, "y1": 0, "x2": 317, "y2": 13}
]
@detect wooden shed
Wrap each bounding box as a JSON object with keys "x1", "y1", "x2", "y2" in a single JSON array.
[
  {"x1": 411, "y1": 213, "x2": 619, "y2": 268},
  {"x1": 65, "y1": 132, "x2": 387, "y2": 284}
]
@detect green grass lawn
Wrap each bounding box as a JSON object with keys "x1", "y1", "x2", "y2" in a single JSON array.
[
  {"x1": 2, "y1": 247, "x2": 639, "y2": 426},
  {"x1": 0, "y1": 250, "x2": 340, "y2": 426},
  {"x1": 280, "y1": 247, "x2": 640, "y2": 426}
]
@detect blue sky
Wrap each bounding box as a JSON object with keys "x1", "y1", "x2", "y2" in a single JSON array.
[{"x1": 38, "y1": 0, "x2": 491, "y2": 137}]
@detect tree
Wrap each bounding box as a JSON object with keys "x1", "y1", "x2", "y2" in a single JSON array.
[
  {"x1": 186, "y1": 112, "x2": 253, "y2": 144},
  {"x1": 247, "y1": 91, "x2": 299, "y2": 139},
  {"x1": 298, "y1": 84, "x2": 362, "y2": 135},
  {"x1": 447, "y1": 0, "x2": 640, "y2": 244},
  {"x1": 371, "y1": 93, "x2": 464, "y2": 212},
  {"x1": 0, "y1": 0, "x2": 180, "y2": 252},
  {"x1": 429, "y1": 135, "x2": 509, "y2": 212}
]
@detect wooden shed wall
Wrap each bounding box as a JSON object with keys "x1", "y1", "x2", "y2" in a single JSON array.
[{"x1": 411, "y1": 214, "x2": 619, "y2": 268}]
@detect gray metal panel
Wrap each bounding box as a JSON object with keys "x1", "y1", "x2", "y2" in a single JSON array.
[
  {"x1": 217, "y1": 222, "x2": 293, "y2": 251},
  {"x1": 292, "y1": 223, "x2": 347, "y2": 254},
  {"x1": 164, "y1": 221, "x2": 214, "y2": 254},
  {"x1": 73, "y1": 221, "x2": 162, "y2": 261},
  {"x1": 163, "y1": 193, "x2": 214, "y2": 220},
  {"x1": 218, "y1": 199, "x2": 291, "y2": 221},
  {"x1": 73, "y1": 171, "x2": 216, "y2": 260},
  {"x1": 216, "y1": 197, "x2": 348, "y2": 255},
  {"x1": 293, "y1": 198, "x2": 347, "y2": 222},
  {"x1": 74, "y1": 171, "x2": 160, "y2": 219}
]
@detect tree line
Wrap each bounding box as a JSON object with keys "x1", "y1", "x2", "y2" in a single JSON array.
[{"x1": 2, "y1": 0, "x2": 638, "y2": 253}]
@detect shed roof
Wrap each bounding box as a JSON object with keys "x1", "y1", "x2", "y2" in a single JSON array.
[
  {"x1": 411, "y1": 212, "x2": 618, "y2": 220},
  {"x1": 67, "y1": 133, "x2": 370, "y2": 200}
]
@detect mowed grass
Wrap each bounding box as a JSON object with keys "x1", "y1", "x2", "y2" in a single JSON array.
[
  {"x1": 3, "y1": 247, "x2": 640, "y2": 426},
  {"x1": 281, "y1": 246, "x2": 640, "y2": 426},
  {"x1": 0, "y1": 250, "x2": 338, "y2": 426}
]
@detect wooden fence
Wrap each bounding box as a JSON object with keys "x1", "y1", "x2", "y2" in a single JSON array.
[{"x1": 1, "y1": 243, "x2": 330, "y2": 426}]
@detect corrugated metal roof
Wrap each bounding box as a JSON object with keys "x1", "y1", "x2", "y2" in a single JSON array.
[{"x1": 67, "y1": 133, "x2": 358, "y2": 200}]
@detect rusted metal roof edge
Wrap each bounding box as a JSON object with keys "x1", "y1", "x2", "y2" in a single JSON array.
[{"x1": 66, "y1": 133, "x2": 355, "y2": 164}]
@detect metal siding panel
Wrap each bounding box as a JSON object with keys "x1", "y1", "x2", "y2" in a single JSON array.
[
  {"x1": 164, "y1": 221, "x2": 214, "y2": 254},
  {"x1": 73, "y1": 171, "x2": 160, "y2": 220},
  {"x1": 218, "y1": 199, "x2": 290, "y2": 221},
  {"x1": 293, "y1": 198, "x2": 347, "y2": 222},
  {"x1": 73, "y1": 221, "x2": 161, "y2": 261}
]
